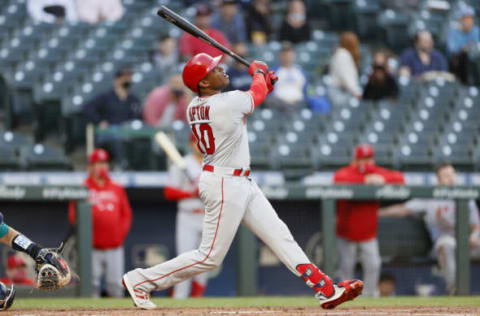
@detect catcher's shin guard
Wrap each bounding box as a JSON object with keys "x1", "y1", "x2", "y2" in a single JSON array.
[{"x1": 296, "y1": 264, "x2": 334, "y2": 297}]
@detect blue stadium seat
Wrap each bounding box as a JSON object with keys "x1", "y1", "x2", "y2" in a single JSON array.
[
  {"x1": 22, "y1": 144, "x2": 72, "y2": 170},
  {"x1": 0, "y1": 144, "x2": 22, "y2": 170},
  {"x1": 313, "y1": 143, "x2": 351, "y2": 170},
  {"x1": 394, "y1": 143, "x2": 432, "y2": 170},
  {"x1": 432, "y1": 144, "x2": 473, "y2": 171}
]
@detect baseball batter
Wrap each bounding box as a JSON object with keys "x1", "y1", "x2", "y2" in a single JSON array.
[
  {"x1": 123, "y1": 53, "x2": 363, "y2": 309},
  {"x1": 164, "y1": 135, "x2": 209, "y2": 298}
]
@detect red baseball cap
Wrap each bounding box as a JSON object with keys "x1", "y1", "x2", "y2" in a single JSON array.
[
  {"x1": 7, "y1": 255, "x2": 26, "y2": 269},
  {"x1": 88, "y1": 148, "x2": 109, "y2": 164},
  {"x1": 354, "y1": 144, "x2": 374, "y2": 159}
]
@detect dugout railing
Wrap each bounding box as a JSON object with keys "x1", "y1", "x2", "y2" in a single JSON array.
[
  {"x1": 0, "y1": 184, "x2": 476, "y2": 297},
  {"x1": 237, "y1": 184, "x2": 479, "y2": 296},
  {"x1": 0, "y1": 185, "x2": 92, "y2": 297}
]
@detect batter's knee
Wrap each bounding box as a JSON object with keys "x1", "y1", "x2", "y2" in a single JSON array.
[{"x1": 198, "y1": 249, "x2": 224, "y2": 270}]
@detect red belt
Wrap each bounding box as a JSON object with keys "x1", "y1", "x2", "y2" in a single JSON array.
[{"x1": 203, "y1": 164, "x2": 251, "y2": 177}]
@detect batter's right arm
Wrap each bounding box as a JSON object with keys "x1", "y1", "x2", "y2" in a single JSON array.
[{"x1": 246, "y1": 61, "x2": 277, "y2": 108}]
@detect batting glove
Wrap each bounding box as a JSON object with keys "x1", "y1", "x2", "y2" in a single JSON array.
[
  {"x1": 248, "y1": 61, "x2": 268, "y2": 77},
  {"x1": 266, "y1": 70, "x2": 278, "y2": 94}
]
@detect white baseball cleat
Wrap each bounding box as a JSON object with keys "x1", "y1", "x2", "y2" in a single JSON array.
[
  {"x1": 122, "y1": 273, "x2": 157, "y2": 310},
  {"x1": 316, "y1": 279, "x2": 364, "y2": 309}
]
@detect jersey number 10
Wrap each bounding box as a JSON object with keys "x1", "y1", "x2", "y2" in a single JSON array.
[{"x1": 191, "y1": 123, "x2": 215, "y2": 154}]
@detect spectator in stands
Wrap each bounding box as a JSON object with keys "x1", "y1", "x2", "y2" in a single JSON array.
[
  {"x1": 447, "y1": 6, "x2": 479, "y2": 85},
  {"x1": 227, "y1": 42, "x2": 251, "y2": 91},
  {"x1": 362, "y1": 50, "x2": 398, "y2": 101},
  {"x1": 76, "y1": 0, "x2": 124, "y2": 24},
  {"x1": 379, "y1": 163, "x2": 480, "y2": 295},
  {"x1": 0, "y1": 254, "x2": 35, "y2": 286},
  {"x1": 211, "y1": 0, "x2": 247, "y2": 44},
  {"x1": 84, "y1": 68, "x2": 141, "y2": 167},
  {"x1": 268, "y1": 42, "x2": 307, "y2": 111},
  {"x1": 151, "y1": 35, "x2": 179, "y2": 78},
  {"x1": 378, "y1": 272, "x2": 396, "y2": 297},
  {"x1": 328, "y1": 32, "x2": 362, "y2": 106},
  {"x1": 27, "y1": 0, "x2": 78, "y2": 24},
  {"x1": 399, "y1": 30, "x2": 449, "y2": 81},
  {"x1": 334, "y1": 144, "x2": 405, "y2": 297},
  {"x1": 279, "y1": 0, "x2": 311, "y2": 44},
  {"x1": 69, "y1": 149, "x2": 132, "y2": 297},
  {"x1": 245, "y1": 0, "x2": 272, "y2": 45},
  {"x1": 179, "y1": 4, "x2": 230, "y2": 61},
  {"x1": 143, "y1": 74, "x2": 192, "y2": 127}
]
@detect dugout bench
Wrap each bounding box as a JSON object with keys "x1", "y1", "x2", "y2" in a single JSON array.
[{"x1": 237, "y1": 185, "x2": 479, "y2": 296}]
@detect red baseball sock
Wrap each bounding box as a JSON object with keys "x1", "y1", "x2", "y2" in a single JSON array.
[
  {"x1": 191, "y1": 281, "x2": 206, "y2": 297},
  {"x1": 296, "y1": 264, "x2": 334, "y2": 297}
]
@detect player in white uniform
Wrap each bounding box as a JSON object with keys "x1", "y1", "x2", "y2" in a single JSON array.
[
  {"x1": 380, "y1": 163, "x2": 480, "y2": 294},
  {"x1": 123, "y1": 53, "x2": 363, "y2": 309},
  {"x1": 164, "y1": 134, "x2": 209, "y2": 298}
]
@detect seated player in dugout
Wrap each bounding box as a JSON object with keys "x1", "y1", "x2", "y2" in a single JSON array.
[
  {"x1": 164, "y1": 134, "x2": 209, "y2": 298},
  {"x1": 122, "y1": 53, "x2": 364, "y2": 310},
  {"x1": 0, "y1": 212, "x2": 69, "y2": 310},
  {"x1": 379, "y1": 163, "x2": 480, "y2": 295}
]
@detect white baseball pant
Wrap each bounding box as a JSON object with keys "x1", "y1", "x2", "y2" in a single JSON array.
[
  {"x1": 92, "y1": 246, "x2": 125, "y2": 297},
  {"x1": 173, "y1": 211, "x2": 208, "y2": 298},
  {"x1": 126, "y1": 171, "x2": 310, "y2": 293},
  {"x1": 434, "y1": 234, "x2": 480, "y2": 294},
  {"x1": 336, "y1": 237, "x2": 381, "y2": 297}
]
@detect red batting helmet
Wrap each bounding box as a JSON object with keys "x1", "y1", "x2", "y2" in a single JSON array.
[
  {"x1": 182, "y1": 53, "x2": 222, "y2": 93},
  {"x1": 88, "y1": 148, "x2": 109, "y2": 164},
  {"x1": 354, "y1": 144, "x2": 374, "y2": 159}
]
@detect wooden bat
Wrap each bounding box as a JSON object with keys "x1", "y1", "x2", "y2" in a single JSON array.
[
  {"x1": 157, "y1": 5, "x2": 250, "y2": 67},
  {"x1": 155, "y1": 131, "x2": 197, "y2": 183},
  {"x1": 155, "y1": 132, "x2": 187, "y2": 170}
]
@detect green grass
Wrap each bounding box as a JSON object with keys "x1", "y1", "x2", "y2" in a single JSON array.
[{"x1": 10, "y1": 296, "x2": 480, "y2": 309}]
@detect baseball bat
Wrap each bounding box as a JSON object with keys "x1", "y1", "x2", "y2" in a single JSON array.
[
  {"x1": 155, "y1": 132, "x2": 197, "y2": 183},
  {"x1": 157, "y1": 6, "x2": 250, "y2": 67},
  {"x1": 155, "y1": 132, "x2": 187, "y2": 169}
]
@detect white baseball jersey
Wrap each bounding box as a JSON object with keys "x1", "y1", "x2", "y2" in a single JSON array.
[
  {"x1": 187, "y1": 91, "x2": 254, "y2": 169},
  {"x1": 167, "y1": 154, "x2": 203, "y2": 213},
  {"x1": 125, "y1": 87, "x2": 316, "y2": 301},
  {"x1": 405, "y1": 199, "x2": 480, "y2": 241}
]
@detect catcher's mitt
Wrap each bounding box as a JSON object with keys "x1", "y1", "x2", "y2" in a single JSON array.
[{"x1": 35, "y1": 243, "x2": 72, "y2": 290}]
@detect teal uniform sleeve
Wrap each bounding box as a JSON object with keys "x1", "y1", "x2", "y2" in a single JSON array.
[{"x1": 0, "y1": 223, "x2": 8, "y2": 239}]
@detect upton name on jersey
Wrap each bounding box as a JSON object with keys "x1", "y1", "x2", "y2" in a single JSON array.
[{"x1": 187, "y1": 91, "x2": 254, "y2": 169}]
